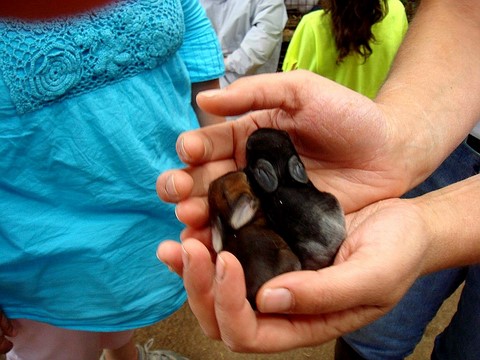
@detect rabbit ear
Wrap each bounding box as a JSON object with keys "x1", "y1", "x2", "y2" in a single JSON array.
[
  {"x1": 288, "y1": 155, "x2": 308, "y2": 184},
  {"x1": 230, "y1": 194, "x2": 259, "y2": 230},
  {"x1": 252, "y1": 159, "x2": 279, "y2": 193},
  {"x1": 211, "y1": 216, "x2": 224, "y2": 253}
]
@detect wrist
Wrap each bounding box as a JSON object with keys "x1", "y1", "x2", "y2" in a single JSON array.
[
  {"x1": 407, "y1": 196, "x2": 443, "y2": 276},
  {"x1": 408, "y1": 175, "x2": 480, "y2": 275},
  {"x1": 375, "y1": 101, "x2": 436, "y2": 195}
]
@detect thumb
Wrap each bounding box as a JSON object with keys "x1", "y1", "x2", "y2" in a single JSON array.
[{"x1": 256, "y1": 260, "x2": 401, "y2": 315}]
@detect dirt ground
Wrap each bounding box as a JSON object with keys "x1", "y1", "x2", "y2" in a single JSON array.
[{"x1": 135, "y1": 285, "x2": 462, "y2": 360}]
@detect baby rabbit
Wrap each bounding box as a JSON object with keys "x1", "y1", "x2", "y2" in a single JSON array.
[
  {"x1": 208, "y1": 171, "x2": 301, "y2": 308},
  {"x1": 245, "y1": 128, "x2": 346, "y2": 270}
]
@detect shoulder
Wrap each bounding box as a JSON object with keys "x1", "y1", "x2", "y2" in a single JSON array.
[
  {"x1": 385, "y1": 0, "x2": 408, "y2": 19},
  {"x1": 374, "y1": 0, "x2": 408, "y2": 35},
  {"x1": 295, "y1": 10, "x2": 330, "y2": 32},
  {"x1": 294, "y1": 9, "x2": 331, "y2": 39},
  {"x1": 299, "y1": 9, "x2": 328, "y2": 26}
]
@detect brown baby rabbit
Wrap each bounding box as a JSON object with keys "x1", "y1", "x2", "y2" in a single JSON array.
[{"x1": 208, "y1": 171, "x2": 301, "y2": 309}]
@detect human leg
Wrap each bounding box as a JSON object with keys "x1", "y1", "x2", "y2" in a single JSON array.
[
  {"x1": 6, "y1": 319, "x2": 133, "y2": 360},
  {"x1": 431, "y1": 265, "x2": 480, "y2": 360},
  {"x1": 100, "y1": 330, "x2": 136, "y2": 360},
  {"x1": 340, "y1": 268, "x2": 466, "y2": 359}
]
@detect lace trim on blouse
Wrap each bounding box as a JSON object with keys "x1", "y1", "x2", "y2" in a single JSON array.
[{"x1": 0, "y1": 0, "x2": 184, "y2": 114}]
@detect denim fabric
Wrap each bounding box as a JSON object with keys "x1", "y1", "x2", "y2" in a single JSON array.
[{"x1": 343, "y1": 138, "x2": 480, "y2": 360}]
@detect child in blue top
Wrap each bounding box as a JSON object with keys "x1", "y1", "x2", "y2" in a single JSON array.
[{"x1": 0, "y1": 0, "x2": 224, "y2": 358}]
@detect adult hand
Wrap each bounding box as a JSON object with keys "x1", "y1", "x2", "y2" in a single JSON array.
[
  {"x1": 0, "y1": 308, "x2": 16, "y2": 354},
  {"x1": 157, "y1": 197, "x2": 430, "y2": 352},
  {"x1": 157, "y1": 70, "x2": 438, "y2": 245}
]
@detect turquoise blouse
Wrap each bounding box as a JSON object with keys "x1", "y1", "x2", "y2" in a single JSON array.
[{"x1": 0, "y1": 0, "x2": 223, "y2": 331}]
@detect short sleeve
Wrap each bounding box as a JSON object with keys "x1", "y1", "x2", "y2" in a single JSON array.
[
  {"x1": 179, "y1": 0, "x2": 224, "y2": 83},
  {"x1": 282, "y1": 15, "x2": 310, "y2": 71}
]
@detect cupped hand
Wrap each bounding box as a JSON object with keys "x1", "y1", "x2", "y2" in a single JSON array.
[
  {"x1": 157, "y1": 197, "x2": 430, "y2": 353},
  {"x1": 156, "y1": 71, "x2": 415, "y2": 226},
  {"x1": 0, "y1": 308, "x2": 16, "y2": 354}
]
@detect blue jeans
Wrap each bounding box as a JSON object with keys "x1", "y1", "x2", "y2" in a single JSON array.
[{"x1": 343, "y1": 138, "x2": 480, "y2": 360}]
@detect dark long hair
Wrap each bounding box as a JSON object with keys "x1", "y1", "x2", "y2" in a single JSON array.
[{"x1": 323, "y1": 0, "x2": 388, "y2": 63}]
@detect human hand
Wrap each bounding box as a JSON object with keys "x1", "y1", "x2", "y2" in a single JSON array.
[
  {"x1": 0, "y1": 308, "x2": 16, "y2": 354},
  {"x1": 157, "y1": 70, "x2": 425, "y2": 244},
  {"x1": 157, "y1": 197, "x2": 430, "y2": 352}
]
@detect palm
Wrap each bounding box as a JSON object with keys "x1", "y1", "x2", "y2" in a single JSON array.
[
  {"x1": 157, "y1": 197, "x2": 430, "y2": 352},
  {"x1": 168, "y1": 72, "x2": 404, "y2": 202},
  {"x1": 158, "y1": 71, "x2": 413, "y2": 243}
]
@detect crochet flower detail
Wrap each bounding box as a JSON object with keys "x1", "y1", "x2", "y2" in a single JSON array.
[
  {"x1": 91, "y1": 29, "x2": 132, "y2": 77},
  {"x1": 0, "y1": 0, "x2": 183, "y2": 114},
  {"x1": 28, "y1": 43, "x2": 82, "y2": 100}
]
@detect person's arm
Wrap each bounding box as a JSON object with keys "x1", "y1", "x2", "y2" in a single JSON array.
[
  {"x1": 225, "y1": 0, "x2": 287, "y2": 75},
  {"x1": 191, "y1": 79, "x2": 225, "y2": 127},
  {"x1": 154, "y1": 0, "x2": 480, "y2": 353},
  {"x1": 412, "y1": 174, "x2": 480, "y2": 273},
  {"x1": 157, "y1": 0, "x2": 480, "y2": 213},
  {"x1": 375, "y1": 0, "x2": 480, "y2": 190},
  {"x1": 180, "y1": 0, "x2": 225, "y2": 127},
  {"x1": 157, "y1": 175, "x2": 480, "y2": 352}
]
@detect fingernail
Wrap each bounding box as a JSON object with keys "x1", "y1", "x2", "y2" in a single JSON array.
[
  {"x1": 215, "y1": 254, "x2": 226, "y2": 282},
  {"x1": 260, "y1": 288, "x2": 294, "y2": 313},
  {"x1": 174, "y1": 206, "x2": 180, "y2": 221},
  {"x1": 165, "y1": 174, "x2": 178, "y2": 198},
  {"x1": 155, "y1": 248, "x2": 162, "y2": 262},
  {"x1": 181, "y1": 245, "x2": 190, "y2": 270},
  {"x1": 176, "y1": 137, "x2": 191, "y2": 163}
]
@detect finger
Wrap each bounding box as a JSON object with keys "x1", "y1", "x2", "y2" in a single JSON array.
[
  {"x1": 156, "y1": 240, "x2": 184, "y2": 276},
  {"x1": 211, "y1": 252, "x2": 384, "y2": 352},
  {"x1": 182, "y1": 239, "x2": 220, "y2": 339},
  {"x1": 256, "y1": 259, "x2": 397, "y2": 315},
  {"x1": 156, "y1": 170, "x2": 194, "y2": 203},
  {"x1": 196, "y1": 72, "x2": 305, "y2": 116},
  {"x1": 211, "y1": 251, "x2": 261, "y2": 350},
  {"x1": 175, "y1": 197, "x2": 210, "y2": 229},
  {"x1": 157, "y1": 160, "x2": 239, "y2": 203},
  {"x1": 180, "y1": 227, "x2": 212, "y2": 248},
  {"x1": 217, "y1": 306, "x2": 386, "y2": 353},
  {"x1": 176, "y1": 122, "x2": 246, "y2": 166}
]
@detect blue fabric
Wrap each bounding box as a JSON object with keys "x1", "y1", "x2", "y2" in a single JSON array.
[
  {"x1": 343, "y1": 140, "x2": 480, "y2": 359},
  {"x1": 0, "y1": 0, "x2": 184, "y2": 114},
  {"x1": 0, "y1": 0, "x2": 223, "y2": 331}
]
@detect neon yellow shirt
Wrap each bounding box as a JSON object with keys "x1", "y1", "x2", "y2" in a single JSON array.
[{"x1": 282, "y1": 0, "x2": 408, "y2": 98}]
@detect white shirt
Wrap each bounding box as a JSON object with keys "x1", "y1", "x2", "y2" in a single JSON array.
[{"x1": 199, "y1": 0, "x2": 287, "y2": 87}]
